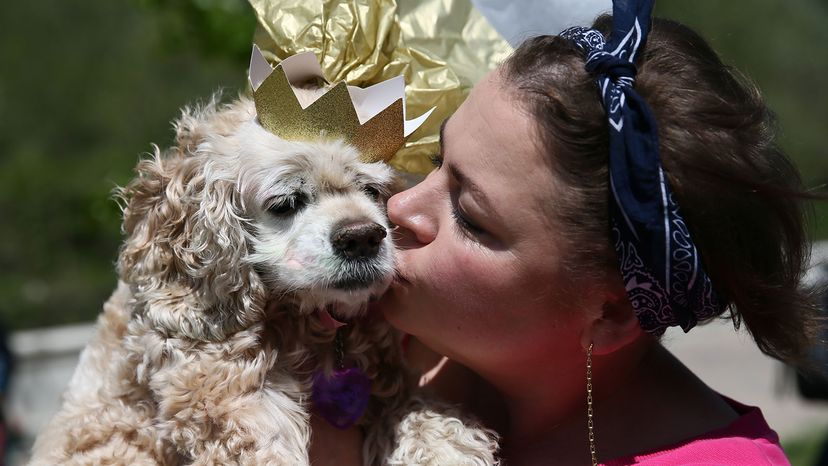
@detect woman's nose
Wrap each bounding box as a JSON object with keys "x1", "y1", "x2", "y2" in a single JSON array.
[{"x1": 387, "y1": 182, "x2": 438, "y2": 245}]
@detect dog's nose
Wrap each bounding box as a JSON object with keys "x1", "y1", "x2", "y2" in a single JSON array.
[{"x1": 331, "y1": 221, "x2": 387, "y2": 259}]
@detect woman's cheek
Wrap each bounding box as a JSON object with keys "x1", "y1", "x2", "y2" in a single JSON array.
[
  {"x1": 384, "y1": 234, "x2": 513, "y2": 334},
  {"x1": 428, "y1": 243, "x2": 510, "y2": 313}
]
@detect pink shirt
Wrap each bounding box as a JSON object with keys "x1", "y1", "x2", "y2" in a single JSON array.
[{"x1": 602, "y1": 398, "x2": 790, "y2": 465}]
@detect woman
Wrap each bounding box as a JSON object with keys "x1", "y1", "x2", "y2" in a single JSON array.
[{"x1": 370, "y1": 2, "x2": 820, "y2": 465}]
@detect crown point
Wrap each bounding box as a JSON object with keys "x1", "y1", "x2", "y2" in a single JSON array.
[
  {"x1": 405, "y1": 107, "x2": 436, "y2": 138},
  {"x1": 249, "y1": 45, "x2": 273, "y2": 91}
]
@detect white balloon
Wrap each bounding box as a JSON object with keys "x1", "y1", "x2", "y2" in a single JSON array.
[{"x1": 471, "y1": 0, "x2": 611, "y2": 47}]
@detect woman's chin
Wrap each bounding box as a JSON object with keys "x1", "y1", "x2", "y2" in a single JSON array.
[{"x1": 371, "y1": 285, "x2": 410, "y2": 328}]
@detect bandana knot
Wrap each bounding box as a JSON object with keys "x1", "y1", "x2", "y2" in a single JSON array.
[
  {"x1": 559, "y1": 0, "x2": 725, "y2": 335},
  {"x1": 562, "y1": 26, "x2": 637, "y2": 88},
  {"x1": 586, "y1": 52, "x2": 637, "y2": 87}
]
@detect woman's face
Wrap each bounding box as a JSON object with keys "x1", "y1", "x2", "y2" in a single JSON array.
[{"x1": 377, "y1": 71, "x2": 591, "y2": 372}]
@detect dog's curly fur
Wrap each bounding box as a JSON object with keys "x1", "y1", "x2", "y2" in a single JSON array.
[{"x1": 30, "y1": 95, "x2": 498, "y2": 466}]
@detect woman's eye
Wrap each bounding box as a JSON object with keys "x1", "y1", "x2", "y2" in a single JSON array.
[
  {"x1": 429, "y1": 153, "x2": 444, "y2": 169},
  {"x1": 268, "y1": 195, "x2": 305, "y2": 216},
  {"x1": 451, "y1": 206, "x2": 485, "y2": 237}
]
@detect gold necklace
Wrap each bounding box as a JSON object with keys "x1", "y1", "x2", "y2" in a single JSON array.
[{"x1": 587, "y1": 343, "x2": 598, "y2": 466}]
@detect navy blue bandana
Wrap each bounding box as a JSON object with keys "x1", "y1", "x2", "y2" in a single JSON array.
[{"x1": 561, "y1": 0, "x2": 724, "y2": 335}]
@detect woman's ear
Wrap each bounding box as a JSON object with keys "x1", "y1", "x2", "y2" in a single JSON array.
[{"x1": 580, "y1": 277, "x2": 644, "y2": 356}]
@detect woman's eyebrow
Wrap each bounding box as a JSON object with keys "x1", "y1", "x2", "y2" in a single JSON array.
[
  {"x1": 440, "y1": 120, "x2": 493, "y2": 211},
  {"x1": 448, "y1": 164, "x2": 490, "y2": 208}
]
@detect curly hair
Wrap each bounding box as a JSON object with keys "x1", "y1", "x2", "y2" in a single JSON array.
[
  {"x1": 115, "y1": 97, "x2": 267, "y2": 342},
  {"x1": 502, "y1": 15, "x2": 822, "y2": 367}
]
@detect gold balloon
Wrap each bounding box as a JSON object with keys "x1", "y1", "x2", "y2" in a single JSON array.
[{"x1": 248, "y1": 0, "x2": 512, "y2": 174}]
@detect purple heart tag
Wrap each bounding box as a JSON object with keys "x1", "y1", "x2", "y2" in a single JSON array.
[{"x1": 312, "y1": 367, "x2": 372, "y2": 429}]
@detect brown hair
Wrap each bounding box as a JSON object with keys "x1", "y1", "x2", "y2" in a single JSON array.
[{"x1": 502, "y1": 15, "x2": 822, "y2": 366}]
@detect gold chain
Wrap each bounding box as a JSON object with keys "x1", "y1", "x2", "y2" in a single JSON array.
[{"x1": 587, "y1": 342, "x2": 598, "y2": 466}]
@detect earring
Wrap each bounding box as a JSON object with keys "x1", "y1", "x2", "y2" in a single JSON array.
[{"x1": 587, "y1": 342, "x2": 598, "y2": 466}]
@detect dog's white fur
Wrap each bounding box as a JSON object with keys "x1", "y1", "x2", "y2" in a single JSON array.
[{"x1": 30, "y1": 95, "x2": 498, "y2": 465}]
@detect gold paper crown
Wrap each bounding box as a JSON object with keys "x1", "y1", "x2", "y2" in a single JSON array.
[{"x1": 249, "y1": 45, "x2": 434, "y2": 163}]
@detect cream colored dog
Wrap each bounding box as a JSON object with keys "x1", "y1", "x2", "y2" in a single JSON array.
[{"x1": 29, "y1": 94, "x2": 498, "y2": 466}]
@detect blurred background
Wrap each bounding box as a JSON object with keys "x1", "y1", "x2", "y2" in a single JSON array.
[{"x1": 0, "y1": 0, "x2": 826, "y2": 464}]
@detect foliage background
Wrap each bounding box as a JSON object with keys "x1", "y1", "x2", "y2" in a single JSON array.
[{"x1": 1, "y1": 0, "x2": 826, "y2": 331}]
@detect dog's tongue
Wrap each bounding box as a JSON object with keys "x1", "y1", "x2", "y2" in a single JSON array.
[{"x1": 317, "y1": 308, "x2": 347, "y2": 330}]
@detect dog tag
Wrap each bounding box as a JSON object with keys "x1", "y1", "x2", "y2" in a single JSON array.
[{"x1": 312, "y1": 367, "x2": 372, "y2": 429}]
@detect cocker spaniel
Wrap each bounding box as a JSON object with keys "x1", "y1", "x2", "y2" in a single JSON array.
[{"x1": 29, "y1": 94, "x2": 498, "y2": 466}]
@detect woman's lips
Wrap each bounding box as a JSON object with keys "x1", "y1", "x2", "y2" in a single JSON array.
[
  {"x1": 396, "y1": 268, "x2": 410, "y2": 281},
  {"x1": 391, "y1": 270, "x2": 410, "y2": 288},
  {"x1": 368, "y1": 271, "x2": 408, "y2": 314}
]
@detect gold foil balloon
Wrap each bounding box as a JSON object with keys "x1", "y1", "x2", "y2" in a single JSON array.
[{"x1": 249, "y1": 0, "x2": 512, "y2": 174}]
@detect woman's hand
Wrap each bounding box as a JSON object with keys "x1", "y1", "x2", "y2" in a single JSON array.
[
  {"x1": 308, "y1": 412, "x2": 363, "y2": 466},
  {"x1": 405, "y1": 335, "x2": 477, "y2": 404},
  {"x1": 404, "y1": 335, "x2": 507, "y2": 434}
]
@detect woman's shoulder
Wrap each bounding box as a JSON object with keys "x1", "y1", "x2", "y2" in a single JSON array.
[{"x1": 602, "y1": 398, "x2": 790, "y2": 466}]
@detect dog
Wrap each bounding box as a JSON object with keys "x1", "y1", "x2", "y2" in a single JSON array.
[{"x1": 29, "y1": 92, "x2": 498, "y2": 465}]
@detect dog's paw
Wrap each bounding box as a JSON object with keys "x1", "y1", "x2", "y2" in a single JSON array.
[{"x1": 385, "y1": 404, "x2": 500, "y2": 466}]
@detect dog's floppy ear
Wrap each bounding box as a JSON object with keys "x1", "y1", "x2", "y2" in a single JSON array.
[{"x1": 116, "y1": 101, "x2": 265, "y2": 341}]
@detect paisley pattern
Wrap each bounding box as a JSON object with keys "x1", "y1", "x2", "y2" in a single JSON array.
[{"x1": 562, "y1": 0, "x2": 724, "y2": 334}]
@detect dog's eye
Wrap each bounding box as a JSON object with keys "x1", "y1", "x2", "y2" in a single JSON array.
[
  {"x1": 362, "y1": 185, "x2": 381, "y2": 201},
  {"x1": 268, "y1": 195, "x2": 305, "y2": 216}
]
